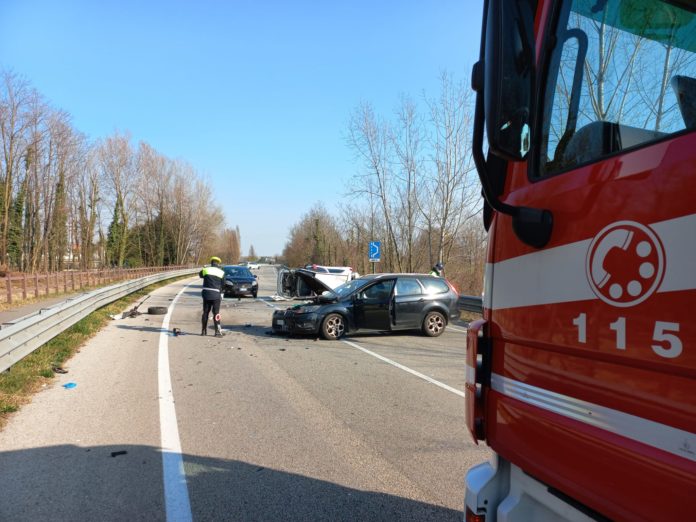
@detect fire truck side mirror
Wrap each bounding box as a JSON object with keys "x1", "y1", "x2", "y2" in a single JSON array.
[
  {"x1": 483, "y1": 0, "x2": 535, "y2": 161},
  {"x1": 472, "y1": 0, "x2": 553, "y2": 248}
]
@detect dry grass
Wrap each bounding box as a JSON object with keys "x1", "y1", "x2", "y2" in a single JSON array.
[{"x1": 459, "y1": 310, "x2": 483, "y2": 325}]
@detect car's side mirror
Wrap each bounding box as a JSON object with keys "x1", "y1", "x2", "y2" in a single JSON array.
[{"x1": 254, "y1": 275, "x2": 258, "y2": 279}]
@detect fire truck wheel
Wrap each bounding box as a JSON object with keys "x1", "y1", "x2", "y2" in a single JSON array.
[{"x1": 422, "y1": 311, "x2": 446, "y2": 337}]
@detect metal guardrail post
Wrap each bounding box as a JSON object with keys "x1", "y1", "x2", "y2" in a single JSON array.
[{"x1": 6, "y1": 274, "x2": 12, "y2": 304}]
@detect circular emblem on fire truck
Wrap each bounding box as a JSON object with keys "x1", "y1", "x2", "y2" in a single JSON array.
[{"x1": 586, "y1": 221, "x2": 665, "y2": 308}]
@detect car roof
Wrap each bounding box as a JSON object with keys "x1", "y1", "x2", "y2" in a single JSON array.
[{"x1": 357, "y1": 273, "x2": 436, "y2": 280}]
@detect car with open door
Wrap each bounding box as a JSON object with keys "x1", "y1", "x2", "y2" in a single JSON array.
[{"x1": 272, "y1": 272, "x2": 459, "y2": 340}]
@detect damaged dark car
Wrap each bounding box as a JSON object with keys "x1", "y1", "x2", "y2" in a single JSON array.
[{"x1": 272, "y1": 272, "x2": 460, "y2": 340}]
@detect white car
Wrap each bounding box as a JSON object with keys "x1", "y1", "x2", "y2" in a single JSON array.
[{"x1": 247, "y1": 262, "x2": 260, "y2": 269}]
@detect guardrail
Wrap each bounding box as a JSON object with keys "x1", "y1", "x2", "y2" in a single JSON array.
[
  {"x1": 2, "y1": 265, "x2": 192, "y2": 304},
  {"x1": 0, "y1": 268, "x2": 198, "y2": 373},
  {"x1": 458, "y1": 295, "x2": 483, "y2": 314}
]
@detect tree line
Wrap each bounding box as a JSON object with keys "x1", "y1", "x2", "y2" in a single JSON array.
[
  {"x1": 0, "y1": 70, "x2": 240, "y2": 272},
  {"x1": 281, "y1": 73, "x2": 487, "y2": 295}
]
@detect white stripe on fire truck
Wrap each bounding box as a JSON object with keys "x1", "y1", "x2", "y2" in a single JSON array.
[
  {"x1": 483, "y1": 213, "x2": 696, "y2": 310},
  {"x1": 491, "y1": 373, "x2": 696, "y2": 463}
]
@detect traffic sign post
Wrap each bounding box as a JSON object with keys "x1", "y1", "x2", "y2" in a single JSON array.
[{"x1": 369, "y1": 241, "x2": 381, "y2": 273}]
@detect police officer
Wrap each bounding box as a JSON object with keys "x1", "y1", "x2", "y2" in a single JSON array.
[
  {"x1": 200, "y1": 256, "x2": 225, "y2": 336},
  {"x1": 429, "y1": 262, "x2": 444, "y2": 277}
]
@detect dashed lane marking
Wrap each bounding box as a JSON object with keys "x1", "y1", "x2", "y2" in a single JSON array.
[{"x1": 341, "y1": 339, "x2": 466, "y2": 398}]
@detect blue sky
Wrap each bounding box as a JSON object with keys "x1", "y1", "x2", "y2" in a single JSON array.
[{"x1": 0, "y1": 0, "x2": 483, "y2": 256}]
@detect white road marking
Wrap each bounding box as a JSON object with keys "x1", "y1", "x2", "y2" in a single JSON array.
[
  {"x1": 447, "y1": 325, "x2": 468, "y2": 334},
  {"x1": 158, "y1": 283, "x2": 194, "y2": 522},
  {"x1": 341, "y1": 339, "x2": 465, "y2": 397}
]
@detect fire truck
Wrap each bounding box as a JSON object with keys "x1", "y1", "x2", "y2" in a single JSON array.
[{"x1": 465, "y1": 0, "x2": 696, "y2": 520}]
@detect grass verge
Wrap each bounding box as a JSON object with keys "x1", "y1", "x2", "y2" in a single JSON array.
[
  {"x1": 0, "y1": 275, "x2": 192, "y2": 430},
  {"x1": 459, "y1": 310, "x2": 483, "y2": 325}
]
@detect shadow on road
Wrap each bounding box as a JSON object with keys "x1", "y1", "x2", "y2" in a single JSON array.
[{"x1": 0, "y1": 444, "x2": 461, "y2": 521}]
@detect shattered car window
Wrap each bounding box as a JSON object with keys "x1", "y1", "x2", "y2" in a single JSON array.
[{"x1": 332, "y1": 278, "x2": 372, "y2": 297}]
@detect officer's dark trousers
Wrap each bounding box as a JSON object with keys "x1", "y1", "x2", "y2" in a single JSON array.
[{"x1": 202, "y1": 298, "x2": 221, "y2": 331}]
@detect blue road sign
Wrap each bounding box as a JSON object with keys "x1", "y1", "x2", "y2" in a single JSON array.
[{"x1": 369, "y1": 241, "x2": 381, "y2": 262}]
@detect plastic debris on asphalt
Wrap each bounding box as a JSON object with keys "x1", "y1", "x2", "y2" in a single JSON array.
[{"x1": 62, "y1": 382, "x2": 77, "y2": 389}]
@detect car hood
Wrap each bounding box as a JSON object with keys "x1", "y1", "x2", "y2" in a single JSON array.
[
  {"x1": 277, "y1": 267, "x2": 336, "y2": 298},
  {"x1": 294, "y1": 269, "x2": 335, "y2": 294}
]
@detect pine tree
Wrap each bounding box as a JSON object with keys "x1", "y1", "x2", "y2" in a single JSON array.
[
  {"x1": 49, "y1": 169, "x2": 68, "y2": 270},
  {"x1": 7, "y1": 179, "x2": 25, "y2": 270},
  {"x1": 106, "y1": 196, "x2": 124, "y2": 267}
]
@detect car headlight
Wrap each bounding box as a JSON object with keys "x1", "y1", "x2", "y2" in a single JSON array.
[{"x1": 252, "y1": 280, "x2": 258, "y2": 286}]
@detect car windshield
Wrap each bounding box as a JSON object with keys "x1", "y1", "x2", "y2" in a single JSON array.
[
  {"x1": 331, "y1": 278, "x2": 373, "y2": 297},
  {"x1": 224, "y1": 266, "x2": 252, "y2": 277}
]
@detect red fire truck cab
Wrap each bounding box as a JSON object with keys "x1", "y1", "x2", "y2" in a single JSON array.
[{"x1": 466, "y1": 0, "x2": 696, "y2": 520}]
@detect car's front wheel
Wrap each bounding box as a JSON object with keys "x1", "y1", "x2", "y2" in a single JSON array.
[
  {"x1": 252, "y1": 290, "x2": 258, "y2": 298},
  {"x1": 422, "y1": 311, "x2": 446, "y2": 337},
  {"x1": 321, "y1": 313, "x2": 345, "y2": 340}
]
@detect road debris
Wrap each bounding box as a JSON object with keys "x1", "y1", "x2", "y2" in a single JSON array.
[
  {"x1": 110, "y1": 451, "x2": 128, "y2": 458},
  {"x1": 172, "y1": 328, "x2": 182, "y2": 336},
  {"x1": 109, "y1": 296, "x2": 151, "y2": 319},
  {"x1": 52, "y1": 366, "x2": 68, "y2": 374},
  {"x1": 62, "y1": 382, "x2": 77, "y2": 389}
]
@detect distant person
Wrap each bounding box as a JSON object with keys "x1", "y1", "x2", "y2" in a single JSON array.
[
  {"x1": 199, "y1": 256, "x2": 224, "y2": 337},
  {"x1": 429, "y1": 262, "x2": 444, "y2": 278}
]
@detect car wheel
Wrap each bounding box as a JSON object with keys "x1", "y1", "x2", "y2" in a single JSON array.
[
  {"x1": 422, "y1": 311, "x2": 446, "y2": 337},
  {"x1": 147, "y1": 306, "x2": 168, "y2": 315},
  {"x1": 321, "y1": 313, "x2": 345, "y2": 340},
  {"x1": 252, "y1": 290, "x2": 258, "y2": 298}
]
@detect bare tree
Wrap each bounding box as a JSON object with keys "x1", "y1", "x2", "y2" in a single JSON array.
[
  {"x1": 347, "y1": 102, "x2": 403, "y2": 271},
  {"x1": 0, "y1": 71, "x2": 32, "y2": 265},
  {"x1": 99, "y1": 131, "x2": 136, "y2": 266},
  {"x1": 391, "y1": 95, "x2": 424, "y2": 272},
  {"x1": 424, "y1": 72, "x2": 479, "y2": 267}
]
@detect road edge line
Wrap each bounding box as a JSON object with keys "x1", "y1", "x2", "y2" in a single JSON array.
[{"x1": 159, "y1": 282, "x2": 194, "y2": 522}]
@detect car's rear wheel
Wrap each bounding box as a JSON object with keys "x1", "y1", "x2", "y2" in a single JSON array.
[
  {"x1": 321, "y1": 313, "x2": 345, "y2": 340},
  {"x1": 422, "y1": 311, "x2": 446, "y2": 337}
]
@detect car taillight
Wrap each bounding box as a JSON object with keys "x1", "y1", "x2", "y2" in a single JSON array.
[
  {"x1": 465, "y1": 507, "x2": 486, "y2": 522},
  {"x1": 445, "y1": 279, "x2": 458, "y2": 295},
  {"x1": 466, "y1": 319, "x2": 489, "y2": 442}
]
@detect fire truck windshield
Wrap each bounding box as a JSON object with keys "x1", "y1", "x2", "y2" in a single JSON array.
[{"x1": 539, "y1": 0, "x2": 696, "y2": 177}]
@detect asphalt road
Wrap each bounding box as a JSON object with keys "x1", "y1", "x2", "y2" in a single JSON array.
[{"x1": 0, "y1": 266, "x2": 491, "y2": 521}]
